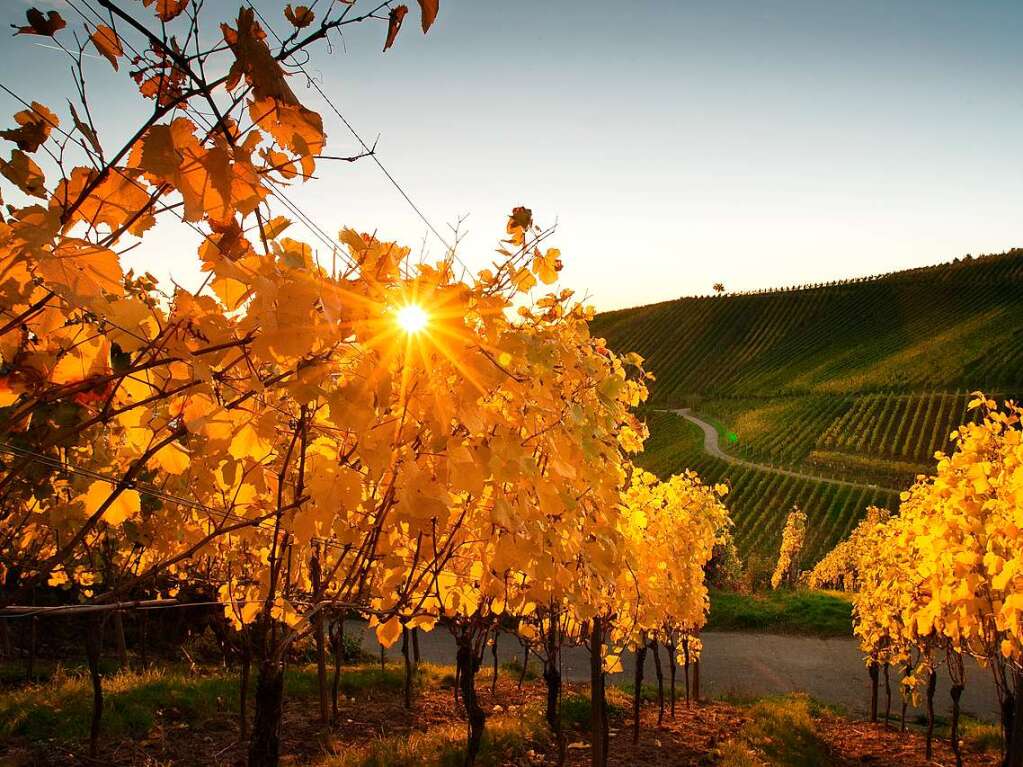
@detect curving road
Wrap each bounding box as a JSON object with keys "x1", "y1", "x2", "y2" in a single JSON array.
[
  {"x1": 349, "y1": 621, "x2": 1000, "y2": 722},
  {"x1": 668, "y1": 408, "x2": 897, "y2": 493}
]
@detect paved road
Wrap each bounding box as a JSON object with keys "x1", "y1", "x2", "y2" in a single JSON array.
[
  {"x1": 347, "y1": 622, "x2": 1001, "y2": 722},
  {"x1": 668, "y1": 408, "x2": 897, "y2": 493}
]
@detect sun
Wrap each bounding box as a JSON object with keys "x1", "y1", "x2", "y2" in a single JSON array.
[{"x1": 396, "y1": 304, "x2": 429, "y2": 334}]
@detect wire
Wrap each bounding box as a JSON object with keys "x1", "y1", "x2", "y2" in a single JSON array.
[
  {"x1": 243, "y1": 1, "x2": 470, "y2": 277},
  {"x1": 0, "y1": 595, "x2": 405, "y2": 620}
]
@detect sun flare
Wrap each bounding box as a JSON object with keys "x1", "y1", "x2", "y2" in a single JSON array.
[{"x1": 396, "y1": 304, "x2": 429, "y2": 334}]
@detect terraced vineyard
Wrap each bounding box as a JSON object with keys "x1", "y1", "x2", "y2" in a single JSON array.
[
  {"x1": 639, "y1": 412, "x2": 899, "y2": 567},
  {"x1": 610, "y1": 251, "x2": 1023, "y2": 564}
]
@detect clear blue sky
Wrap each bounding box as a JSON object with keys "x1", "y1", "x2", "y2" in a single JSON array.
[{"x1": 3, "y1": 0, "x2": 1021, "y2": 309}]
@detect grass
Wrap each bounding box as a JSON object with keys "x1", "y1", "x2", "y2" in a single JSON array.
[
  {"x1": 634, "y1": 408, "x2": 705, "y2": 477},
  {"x1": 0, "y1": 662, "x2": 408, "y2": 743},
  {"x1": 719, "y1": 694, "x2": 833, "y2": 766},
  {"x1": 320, "y1": 705, "x2": 550, "y2": 767},
  {"x1": 0, "y1": 657, "x2": 121, "y2": 686},
  {"x1": 0, "y1": 659, "x2": 553, "y2": 767},
  {"x1": 960, "y1": 714, "x2": 1003, "y2": 754},
  {"x1": 611, "y1": 681, "x2": 660, "y2": 705},
  {"x1": 499, "y1": 656, "x2": 540, "y2": 682},
  {"x1": 908, "y1": 711, "x2": 1003, "y2": 755},
  {"x1": 706, "y1": 588, "x2": 853, "y2": 637},
  {"x1": 560, "y1": 691, "x2": 627, "y2": 731}
]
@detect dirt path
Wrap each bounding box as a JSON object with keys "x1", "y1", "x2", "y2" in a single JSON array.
[
  {"x1": 669, "y1": 408, "x2": 898, "y2": 492},
  {"x1": 350, "y1": 623, "x2": 1002, "y2": 723}
]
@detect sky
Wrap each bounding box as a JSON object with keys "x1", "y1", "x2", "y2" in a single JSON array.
[{"x1": 2, "y1": 0, "x2": 1022, "y2": 310}]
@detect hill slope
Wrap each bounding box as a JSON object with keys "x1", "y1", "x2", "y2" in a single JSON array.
[
  {"x1": 597, "y1": 250, "x2": 1023, "y2": 566},
  {"x1": 593, "y1": 249, "x2": 1023, "y2": 401}
]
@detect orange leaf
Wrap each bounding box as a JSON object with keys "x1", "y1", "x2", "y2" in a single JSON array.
[
  {"x1": 222, "y1": 8, "x2": 299, "y2": 106},
  {"x1": 262, "y1": 215, "x2": 293, "y2": 239},
  {"x1": 1, "y1": 102, "x2": 58, "y2": 153},
  {"x1": 512, "y1": 266, "x2": 536, "y2": 293},
  {"x1": 211, "y1": 274, "x2": 251, "y2": 311},
  {"x1": 38, "y1": 240, "x2": 124, "y2": 299},
  {"x1": 153, "y1": 442, "x2": 190, "y2": 475},
  {"x1": 248, "y1": 99, "x2": 324, "y2": 179},
  {"x1": 50, "y1": 335, "x2": 110, "y2": 386},
  {"x1": 384, "y1": 5, "x2": 409, "y2": 51},
  {"x1": 68, "y1": 102, "x2": 102, "y2": 156},
  {"x1": 375, "y1": 616, "x2": 403, "y2": 648},
  {"x1": 139, "y1": 119, "x2": 235, "y2": 222},
  {"x1": 417, "y1": 0, "x2": 439, "y2": 33},
  {"x1": 0, "y1": 150, "x2": 46, "y2": 198},
  {"x1": 11, "y1": 8, "x2": 66, "y2": 37},
  {"x1": 142, "y1": 0, "x2": 188, "y2": 22},
  {"x1": 532, "y1": 247, "x2": 561, "y2": 285},
  {"x1": 90, "y1": 25, "x2": 124, "y2": 70},
  {"x1": 284, "y1": 4, "x2": 315, "y2": 28},
  {"x1": 56, "y1": 166, "x2": 155, "y2": 234}
]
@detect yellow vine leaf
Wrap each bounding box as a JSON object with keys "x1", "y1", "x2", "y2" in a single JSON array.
[{"x1": 82, "y1": 481, "x2": 141, "y2": 526}]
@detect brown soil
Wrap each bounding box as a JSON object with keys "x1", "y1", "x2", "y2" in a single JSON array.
[{"x1": 562, "y1": 699, "x2": 1001, "y2": 766}]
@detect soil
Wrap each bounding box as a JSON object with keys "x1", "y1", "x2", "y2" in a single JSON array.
[{"x1": 562, "y1": 699, "x2": 1001, "y2": 767}]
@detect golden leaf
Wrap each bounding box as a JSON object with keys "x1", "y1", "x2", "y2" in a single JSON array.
[
  {"x1": 375, "y1": 616, "x2": 403, "y2": 648},
  {"x1": 82, "y1": 481, "x2": 141, "y2": 526},
  {"x1": 153, "y1": 442, "x2": 190, "y2": 475}
]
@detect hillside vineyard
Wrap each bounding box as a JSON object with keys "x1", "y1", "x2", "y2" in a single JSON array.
[{"x1": 595, "y1": 250, "x2": 1023, "y2": 565}]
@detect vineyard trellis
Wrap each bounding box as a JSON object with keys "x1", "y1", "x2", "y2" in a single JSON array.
[{"x1": 811, "y1": 395, "x2": 1023, "y2": 767}]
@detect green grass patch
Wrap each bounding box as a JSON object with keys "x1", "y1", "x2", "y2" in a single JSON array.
[
  {"x1": 706, "y1": 589, "x2": 852, "y2": 637},
  {"x1": 0, "y1": 658, "x2": 120, "y2": 687},
  {"x1": 499, "y1": 656, "x2": 540, "y2": 682},
  {"x1": 610, "y1": 681, "x2": 660, "y2": 704},
  {"x1": 559, "y1": 691, "x2": 626, "y2": 731},
  {"x1": 960, "y1": 714, "x2": 1003, "y2": 754},
  {"x1": 719, "y1": 694, "x2": 833, "y2": 766},
  {"x1": 0, "y1": 662, "x2": 408, "y2": 744}
]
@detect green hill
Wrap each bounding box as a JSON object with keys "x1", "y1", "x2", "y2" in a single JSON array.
[{"x1": 596, "y1": 249, "x2": 1023, "y2": 566}]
